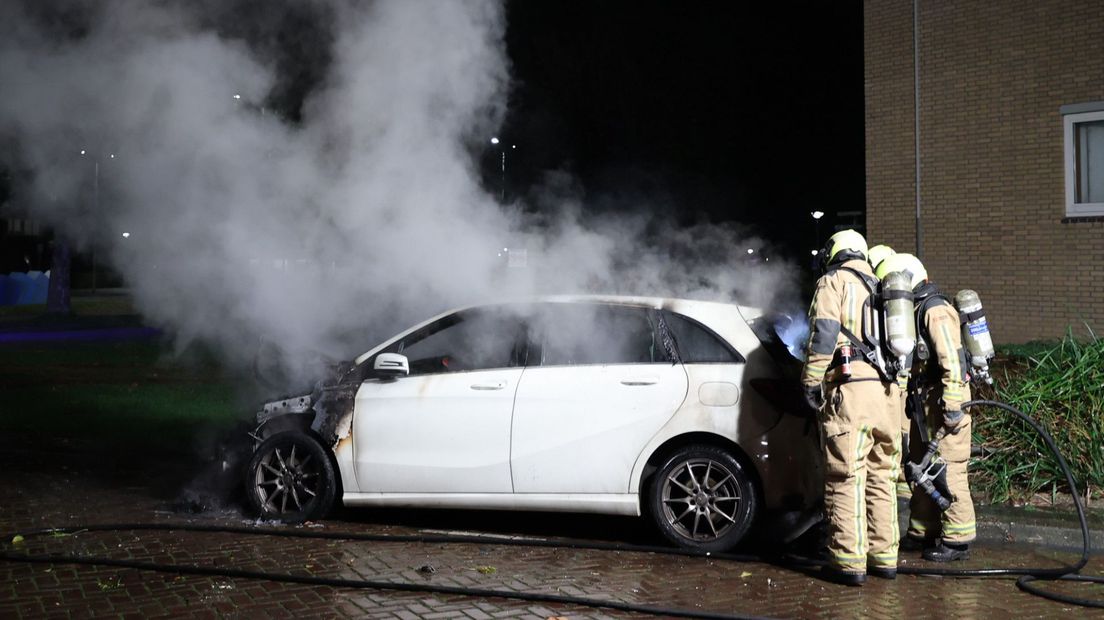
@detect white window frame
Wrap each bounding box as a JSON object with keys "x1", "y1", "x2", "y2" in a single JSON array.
[{"x1": 1063, "y1": 107, "x2": 1104, "y2": 217}]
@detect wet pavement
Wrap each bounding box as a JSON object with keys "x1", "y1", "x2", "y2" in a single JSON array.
[{"x1": 2, "y1": 435, "x2": 1103, "y2": 619}]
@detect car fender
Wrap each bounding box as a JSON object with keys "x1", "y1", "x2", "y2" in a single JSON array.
[{"x1": 629, "y1": 362, "x2": 813, "y2": 512}]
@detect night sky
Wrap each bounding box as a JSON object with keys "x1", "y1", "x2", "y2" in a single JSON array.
[
  {"x1": 498, "y1": 1, "x2": 864, "y2": 260},
  {"x1": 1, "y1": 1, "x2": 864, "y2": 271}
]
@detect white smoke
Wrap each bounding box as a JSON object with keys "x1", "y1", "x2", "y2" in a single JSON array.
[{"x1": 0, "y1": 0, "x2": 798, "y2": 384}]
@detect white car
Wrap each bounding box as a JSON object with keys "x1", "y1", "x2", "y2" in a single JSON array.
[{"x1": 245, "y1": 296, "x2": 820, "y2": 551}]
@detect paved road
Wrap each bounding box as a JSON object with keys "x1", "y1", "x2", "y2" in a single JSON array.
[{"x1": 1, "y1": 436, "x2": 1101, "y2": 619}]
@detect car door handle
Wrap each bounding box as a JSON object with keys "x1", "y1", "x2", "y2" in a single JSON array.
[
  {"x1": 621, "y1": 377, "x2": 658, "y2": 386},
  {"x1": 470, "y1": 381, "x2": 507, "y2": 391}
]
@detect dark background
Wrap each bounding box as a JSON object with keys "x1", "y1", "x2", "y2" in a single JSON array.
[
  {"x1": 496, "y1": 1, "x2": 864, "y2": 259},
  {"x1": 1, "y1": 0, "x2": 864, "y2": 272}
]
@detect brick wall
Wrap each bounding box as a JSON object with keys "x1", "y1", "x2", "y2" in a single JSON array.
[{"x1": 865, "y1": 0, "x2": 1104, "y2": 343}]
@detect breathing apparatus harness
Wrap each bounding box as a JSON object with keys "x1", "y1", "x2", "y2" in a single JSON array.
[{"x1": 823, "y1": 262, "x2": 909, "y2": 384}]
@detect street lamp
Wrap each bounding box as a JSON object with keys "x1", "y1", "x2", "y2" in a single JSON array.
[
  {"x1": 489, "y1": 137, "x2": 516, "y2": 202},
  {"x1": 811, "y1": 210, "x2": 826, "y2": 251},
  {"x1": 79, "y1": 149, "x2": 117, "y2": 294}
]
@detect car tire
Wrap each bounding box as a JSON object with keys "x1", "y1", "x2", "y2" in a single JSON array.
[
  {"x1": 245, "y1": 431, "x2": 337, "y2": 523},
  {"x1": 646, "y1": 445, "x2": 758, "y2": 552}
]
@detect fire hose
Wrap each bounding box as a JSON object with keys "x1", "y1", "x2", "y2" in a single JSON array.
[
  {"x1": 1, "y1": 399, "x2": 1101, "y2": 615},
  {"x1": 895, "y1": 399, "x2": 1102, "y2": 607}
]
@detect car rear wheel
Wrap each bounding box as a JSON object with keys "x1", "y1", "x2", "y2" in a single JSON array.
[
  {"x1": 647, "y1": 445, "x2": 757, "y2": 552},
  {"x1": 245, "y1": 431, "x2": 336, "y2": 523}
]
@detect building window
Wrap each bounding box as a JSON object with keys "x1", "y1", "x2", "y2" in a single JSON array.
[{"x1": 1063, "y1": 106, "x2": 1104, "y2": 217}]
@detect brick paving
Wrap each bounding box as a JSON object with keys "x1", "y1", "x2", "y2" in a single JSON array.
[{"x1": 2, "y1": 437, "x2": 1103, "y2": 619}]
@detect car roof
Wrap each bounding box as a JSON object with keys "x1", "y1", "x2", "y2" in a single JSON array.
[{"x1": 354, "y1": 295, "x2": 766, "y2": 365}]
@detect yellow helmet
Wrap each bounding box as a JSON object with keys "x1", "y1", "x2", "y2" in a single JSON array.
[
  {"x1": 875, "y1": 252, "x2": 928, "y2": 288},
  {"x1": 823, "y1": 229, "x2": 868, "y2": 265},
  {"x1": 868, "y1": 244, "x2": 896, "y2": 271}
]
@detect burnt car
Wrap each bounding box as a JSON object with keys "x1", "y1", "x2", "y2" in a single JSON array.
[{"x1": 245, "y1": 295, "x2": 819, "y2": 551}]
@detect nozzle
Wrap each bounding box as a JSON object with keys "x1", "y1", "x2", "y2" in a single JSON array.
[{"x1": 916, "y1": 478, "x2": 952, "y2": 511}]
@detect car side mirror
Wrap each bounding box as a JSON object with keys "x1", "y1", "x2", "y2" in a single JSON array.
[{"x1": 374, "y1": 353, "x2": 410, "y2": 377}]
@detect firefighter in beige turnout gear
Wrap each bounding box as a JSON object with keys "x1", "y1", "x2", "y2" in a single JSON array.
[
  {"x1": 802, "y1": 230, "x2": 901, "y2": 585},
  {"x1": 867, "y1": 245, "x2": 913, "y2": 500},
  {"x1": 876, "y1": 253, "x2": 975, "y2": 562}
]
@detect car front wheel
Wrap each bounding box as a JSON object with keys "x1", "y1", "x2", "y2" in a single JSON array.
[
  {"x1": 245, "y1": 431, "x2": 336, "y2": 522},
  {"x1": 647, "y1": 445, "x2": 757, "y2": 552}
]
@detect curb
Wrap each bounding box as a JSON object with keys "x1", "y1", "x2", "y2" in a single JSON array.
[
  {"x1": 899, "y1": 498, "x2": 1102, "y2": 554},
  {"x1": 976, "y1": 512, "x2": 1103, "y2": 553}
]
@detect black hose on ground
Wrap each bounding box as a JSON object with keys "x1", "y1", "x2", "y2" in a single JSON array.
[
  {"x1": 906, "y1": 399, "x2": 1102, "y2": 607},
  {"x1": 0, "y1": 522, "x2": 784, "y2": 619},
  {"x1": 0, "y1": 535, "x2": 772, "y2": 620},
  {"x1": 1, "y1": 400, "x2": 1099, "y2": 611}
]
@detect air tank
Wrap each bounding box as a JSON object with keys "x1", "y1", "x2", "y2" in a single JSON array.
[
  {"x1": 882, "y1": 271, "x2": 916, "y2": 377},
  {"x1": 955, "y1": 289, "x2": 995, "y2": 384}
]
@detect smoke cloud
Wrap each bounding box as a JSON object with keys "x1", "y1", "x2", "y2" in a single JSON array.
[{"x1": 0, "y1": 0, "x2": 798, "y2": 384}]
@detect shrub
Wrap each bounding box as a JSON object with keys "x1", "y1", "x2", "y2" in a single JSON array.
[{"x1": 971, "y1": 327, "x2": 1104, "y2": 504}]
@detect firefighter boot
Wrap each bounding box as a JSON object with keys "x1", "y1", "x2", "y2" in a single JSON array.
[
  {"x1": 820, "y1": 565, "x2": 867, "y2": 586},
  {"x1": 867, "y1": 565, "x2": 897, "y2": 580},
  {"x1": 899, "y1": 535, "x2": 936, "y2": 552},
  {"x1": 923, "y1": 541, "x2": 970, "y2": 562}
]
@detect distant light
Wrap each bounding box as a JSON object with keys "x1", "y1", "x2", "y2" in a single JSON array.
[
  {"x1": 490, "y1": 137, "x2": 500, "y2": 145},
  {"x1": 811, "y1": 210, "x2": 825, "y2": 220},
  {"x1": 765, "y1": 258, "x2": 770, "y2": 262},
  {"x1": 746, "y1": 248, "x2": 755, "y2": 255},
  {"x1": 503, "y1": 247, "x2": 508, "y2": 252},
  {"x1": 233, "y1": 94, "x2": 242, "y2": 100},
  {"x1": 122, "y1": 232, "x2": 130, "y2": 238},
  {"x1": 811, "y1": 249, "x2": 819, "y2": 256},
  {"x1": 79, "y1": 149, "x2": 86, "y2": 155},
  {"x1": 109, "y1": 154, "x2": 116, "y2": 159},
  {"x1": 511, "y1": 144, "x2": 517, "y2": 149},
  {"x1": 497, "y1": 253, "x2": 502, "y2": 257}
]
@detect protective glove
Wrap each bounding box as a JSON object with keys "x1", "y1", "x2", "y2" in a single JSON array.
[
  {"x1": 803, "y1": 385, "x2": 825, "y2": 413},
  {"x1": 943, "y1": 408, "x2": 965, "y2": 433}
]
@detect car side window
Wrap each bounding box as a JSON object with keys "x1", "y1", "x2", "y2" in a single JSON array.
[
  {"x1": 533, "y1": 304, "x2": 670, "y2": 366},
  {"x1": 394, "y1": 308, "x2": 526, "y2": 375},
  {"x1": 663, "y1": 311, "x2": 744, "y2": 364}
]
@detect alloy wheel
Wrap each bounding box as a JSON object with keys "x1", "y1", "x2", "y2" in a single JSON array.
[
  {"x1": 253, "y1": 440, "x2": 322, "y2": 515},
  {"x1": 660, "y1": 457, "x2": 743, "y2": 541}
]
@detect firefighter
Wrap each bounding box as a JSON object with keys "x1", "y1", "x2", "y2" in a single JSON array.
[
  {"x1": 802, "y1": 229, "x2": 901, "y2": 585},
  {"x1": 875, "y1": 253, "x2": 975, "y2": 562},
  {"x1": 867, "y1": 244, "x2": 913, "y2": 501},
  {"x1": 867, "y1": 244, "x2": 896, "y2": 272}
]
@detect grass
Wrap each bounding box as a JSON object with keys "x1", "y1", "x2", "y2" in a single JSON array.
[
  {"x1": 0, "y1": 338, "x2": 246, "y2": 455},
  {"x1": 0, "y1": 295, "x2": 136, "y2": 319},
  {"x1": 971, "y1": 326, "x2": 1104, "y2": 504}
]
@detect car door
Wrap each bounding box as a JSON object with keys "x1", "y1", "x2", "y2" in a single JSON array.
[
  {"x1": 510, "y1": 303, "x2": 689, "y2": 494},
  {"x1": 352, "y1": 306, "x2": 527, "y2": 493}
]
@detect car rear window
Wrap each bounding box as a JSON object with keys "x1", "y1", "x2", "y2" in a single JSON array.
[{"x1": 662, "y1": 311, "x2": 744, "y2": 364}]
